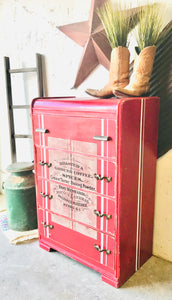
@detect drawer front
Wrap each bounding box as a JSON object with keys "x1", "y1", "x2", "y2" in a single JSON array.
[
  {"x1": 32, "y1": 114, "x2": 117, "y2": 159},
  {"x1": 38, "y1": 209, "x2": 115, "y2": 269},
  {"x1": 37, "y1": 179, "x2": 116, "y2": 236},
  {"x1": 35, "y1": 147, "x2": 117, "y2": 197}
]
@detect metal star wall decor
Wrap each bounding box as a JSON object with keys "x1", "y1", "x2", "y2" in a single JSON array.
[{"x1": 58, "y1": 0, "x2": 111, "y2": 88}]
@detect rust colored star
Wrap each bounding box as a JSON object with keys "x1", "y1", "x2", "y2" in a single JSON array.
[{"x1": 58, "y1": 0, "x2": 111, "y2": 88}]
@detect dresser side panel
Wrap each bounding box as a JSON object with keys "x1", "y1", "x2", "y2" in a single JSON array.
[
  {"x1": 117, "y1": 97, "x2": 159, "y2": 286},
  {"x1": 139, "y1": 99, "x2": 159, "y2": 266},
  {"x1": 117, "y1": 99, "x2": 143, "y2": 285}
]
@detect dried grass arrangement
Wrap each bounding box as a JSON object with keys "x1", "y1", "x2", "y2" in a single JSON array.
[
  {"x1": 135, "y1": 2, "x2": 165, "y2": 52},
  {"x1": 97, "y1": 1, "x2": 136, "y2": 49}
]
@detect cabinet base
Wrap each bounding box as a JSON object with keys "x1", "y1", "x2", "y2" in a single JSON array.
[
  {"x1": 101, "y1": 274, "x2": 120, "y2": 288},
  {"x1": 39, "y1": 238, "x2": 121, "y2": 288},
  {"x1": 39, "y1": 240, "x2": 54, "y2": 252}
]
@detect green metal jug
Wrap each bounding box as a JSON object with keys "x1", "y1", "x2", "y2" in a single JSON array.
[{"x1": 3, "y1": 162, "x2": 37, "y2": 231}]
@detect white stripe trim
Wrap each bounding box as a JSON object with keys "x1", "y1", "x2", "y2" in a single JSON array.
[
  {"x1": 41, "y1": 115, "x2": 48, "y2": 208},
  {"x1": 138, "y1": 100, "x2": 146, "y2": 268},
  {"x1": 100, "y1": 119, "x2": 104, "y2": 264},
  {"x1": 135, "y1": 99, "x2": 145, "y2": 271},
  {"x1": 46, "y1": 211, "x2": 49, "y2": 238},
  {"x1": 41, "y1": 115, "x2": 49, "y2": 238},
  {"x1": 39, "y1": 115, "x2": 45, "y2": 237},
  {"x1": 105, "y1": 119, "x2": 109, "y2": 266}
]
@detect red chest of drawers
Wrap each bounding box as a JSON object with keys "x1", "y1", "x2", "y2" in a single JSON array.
[{"x1": 31, "y1": 96, "x2": 159, "y2": 288}]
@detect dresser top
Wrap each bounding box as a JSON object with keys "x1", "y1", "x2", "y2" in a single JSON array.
[{"x1": 31, "y1": 96, "x2": 159, "y2": 115}]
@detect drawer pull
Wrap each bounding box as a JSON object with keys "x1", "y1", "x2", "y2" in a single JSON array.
[
  {"x1": 94, "y1": 173, "x2": 112, "y2": 183},
  {"x1": 94, "y1": 244, "x2": 111, "y2": 255},
  {"x1": 41, "y1": 221, "x2": 53, "y2": 229},
  {"x1": 93, "y1": 135, "x2": 111, "y2": 141},
  {"x1": 40, "y1": 192, "x2": 53, "y2": 199},
  {"x1": 39, "y1": 160, "x2": 52, "y2": 168},
  {"x1": 93, "y1": 209, "x2": 112, "y2": 220},
  {"x1": 36, "y1": 128, "x2": 49, "y2": 133}
]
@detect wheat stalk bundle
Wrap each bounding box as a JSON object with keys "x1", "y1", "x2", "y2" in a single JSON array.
[
  {"x1": 97, "y1": 1, "x2": 135, "y2": 48},
  {"x1": 136, "y1": 2, "x2": 165, "y2": 52}
]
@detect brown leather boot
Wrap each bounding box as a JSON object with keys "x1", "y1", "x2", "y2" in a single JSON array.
[
  {"x1": 114, "y1": 46, "x2": 156, "y2": 97},
  {"x1": 85, "y1": 46, "x2": 130, "y2": 98}
]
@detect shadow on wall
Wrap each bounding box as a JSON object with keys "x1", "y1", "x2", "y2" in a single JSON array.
[
  {"x1": 129, "y1": 21, "x2": 172, "y2": 158},
  {"x1": 149, "y1": 20, "x2": 172, "y2": 158}
]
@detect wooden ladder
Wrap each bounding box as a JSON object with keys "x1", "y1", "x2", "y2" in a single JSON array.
[{"x1": 4, "y1": 53, "x2": 44, "y2": 163}]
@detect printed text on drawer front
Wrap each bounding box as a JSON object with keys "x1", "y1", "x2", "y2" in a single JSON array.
[
  {"x1": 36, "y1": 147, "x2": 117, "y2": 197},
  {"x1": 37, "y1": 179, "x2": 116, "y2": 235}
]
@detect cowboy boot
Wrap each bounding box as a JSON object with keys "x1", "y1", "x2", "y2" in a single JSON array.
[
  {"x1": 114, "y1": 45, "x2": 156, "y2": 97},
  {"x1": 85, "y1": 46, "x2": 130, "y2": 98}
]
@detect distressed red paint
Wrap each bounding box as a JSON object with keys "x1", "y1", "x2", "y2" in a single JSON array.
[{"x1": 31, "y1": 96, "x2": 159, "y2": 288}]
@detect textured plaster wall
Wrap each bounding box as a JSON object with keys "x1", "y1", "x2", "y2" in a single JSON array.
[
  {"x1": 153, "y1": 150, "x2": 172, "y2": 262},
  {"x1": 0, "y1": 0, "x2": 108, "y2": 167},
  {"x1": 0, "y1": 0, "x2": 171, "y2": 261}
]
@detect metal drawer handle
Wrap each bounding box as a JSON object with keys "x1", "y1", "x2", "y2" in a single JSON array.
[
  {"x1": 94, "y1": 173, "x2": 112, "y2": 183},
  {"x1": 93, "y1": 135, "x2": 111, "y2": 141},
  {"x1": 41, "y1": 221, "x2": 54, "y2": 229},
  {"x1": 36, "y1": 128, "x2": 49, "y2": 133},
  {"x1": 93, "y1": 209, "x2": 112, "y2": 220},
  {"x1": 40, "y1": 192, "x2": 53, "y2": 199},
  {"x1": 94, "y1": 244, "x2": 111, "y2": 255},
  {"x1": 39, "y1": 160, "x2": 52, "y2": 168}
]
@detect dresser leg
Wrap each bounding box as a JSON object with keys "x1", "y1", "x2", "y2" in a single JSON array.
[
  {"x1": 39, "y1": 240, "x2": 53, "y2": 252},
  {"x1": 101, "y1": 273, "x2": 119, "y2": 288}
]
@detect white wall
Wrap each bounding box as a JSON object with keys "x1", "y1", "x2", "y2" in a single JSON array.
[
  {"x1": 153, "y1": 150, "x2": 172, "y2": 262},
  {"x1": 0, "y1": 0, "x2": 171, "y2": 261}
]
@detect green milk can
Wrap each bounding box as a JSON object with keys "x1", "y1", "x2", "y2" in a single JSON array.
[{"x1": 3, "y1": 162, "x2": 37, "y2": 231}]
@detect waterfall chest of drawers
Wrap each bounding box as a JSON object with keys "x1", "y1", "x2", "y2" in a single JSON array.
[{"x1": 31, "y1": 96, "x2": 159, "y2": 287}]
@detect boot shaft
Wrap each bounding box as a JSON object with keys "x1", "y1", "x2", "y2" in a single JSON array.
[
  {"x1": 131, "y1": 46, "x2": 156, "y2": 91},
  {"x1": 109, "y1": 46, "x2": 130, "y2": 88}
]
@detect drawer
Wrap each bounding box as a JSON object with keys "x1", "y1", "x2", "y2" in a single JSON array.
[
  {"x1": 35, "y1": 147, "x2": 117, "y2": 197},
  {"x1": 37, "y1": 179, "x2": 116, "y2": 236},
  {"x1": 32, "y1": 114, "x2": 117, "y2": 159},
  {"x1": 38, "y1": 209, "x2": 115, "y2": 269}
]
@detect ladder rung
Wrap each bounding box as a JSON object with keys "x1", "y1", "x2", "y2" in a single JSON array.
[
  {"x1": 4, "y1": 53, "x2": 44, "y2": 163},
  {"x1": 14, "y1": 134, "x2": 32, "y2": 138},
  {"x1": 12, "y1": 105, "x2": 30, "y2": 109},
  {"x1": 9, "y1": 67, "x2": 37, "y2": 74}
]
